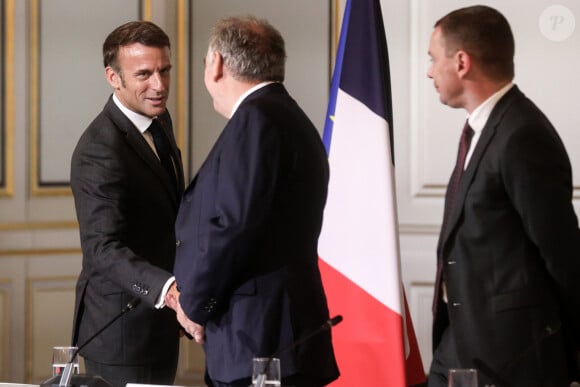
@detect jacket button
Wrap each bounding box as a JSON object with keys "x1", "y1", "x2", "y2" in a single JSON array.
[{"x1": 176, "y1": 240, "x2": 182, "y2": 247}]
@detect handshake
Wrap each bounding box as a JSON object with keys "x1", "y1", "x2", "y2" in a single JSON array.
[{"x1": 164, "y1": 282, "x2": 206, "y2": 344}]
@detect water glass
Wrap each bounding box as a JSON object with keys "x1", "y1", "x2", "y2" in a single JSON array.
[
  {"x1": 448, "y1": 368, "x2": 478, "y2": 387},
  {"x1": 252, "y1": 357, "x2": 281, "y2": 387},
  {"x1": 52, "y1": 346, "x2": 79, "y2": 376}
]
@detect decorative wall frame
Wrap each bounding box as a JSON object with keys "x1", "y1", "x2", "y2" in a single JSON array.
[
  {"x1": 29, "y1": 0, "x2": 143, "y2": 195},
  {"x1": 408, "y1": 0, "x2": 580, "y2": 202},
  {"x1": 25, "y1": 276, "x2": 77, "y2": 382},
  {"x1": 0, "y1": 0, "x2": 14, "y2": 197},
  {"x1": 29, "y1": 0, "x2": 187, "y2": 196},
  {"x1": 0, "y1": 0, "x2": 4, "y2": 193},
  {"x1": 0, "y1": 280, "x2": 11, "y2": 380}
]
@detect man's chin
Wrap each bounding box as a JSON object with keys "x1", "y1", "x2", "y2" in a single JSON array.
[
  {"x1": 439, "y1": 97, "x2": 453, "y2": 107},
  {"x1": 147, "y1": 106, "x2": 167, "y2": 117}
]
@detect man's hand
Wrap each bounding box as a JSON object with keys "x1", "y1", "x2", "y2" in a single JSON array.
[
  {"x1": 165, "y1": 282, "x2": 205, "y2": 343},
  {"x1": 175, "y1": 300, "x2": 205, "y2": 344},
  {"x1": 164, "y1": 281, "x2": 180, "y2": 311}
]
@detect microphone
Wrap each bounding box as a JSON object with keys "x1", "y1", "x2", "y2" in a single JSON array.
[
  {"x1": 255, "y1": 315, "x2": 343, "y2": 387},
  {"x1": 270, "y1": 315, "x2": 342, "y2": 360},
  {"x1": 41, "y1": 297, "x2": 141, "y2": 387}
]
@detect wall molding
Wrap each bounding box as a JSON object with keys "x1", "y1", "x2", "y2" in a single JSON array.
[
  {"x1": 26, "y1": 276, "x2": 77, "y2": 383},
  {"x1": 1, "y1": 0, "x2": 14, "y2": 197},
  {"x1": 28, "y1": 0, "x2": 188, "y2": 195},
  {"x1": 0, "y1": 280, "x2": 12, "y2": 380}
]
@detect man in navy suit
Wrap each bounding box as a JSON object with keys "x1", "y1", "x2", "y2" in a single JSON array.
[
  {"x1": 167, "y1": 15, "x2": 339, "y2": 387},
  {"x1": 426, "y1": 5, "x2": 580, "y2": 386},
  {"x1": 70, "y1": 21, "x2": 184, "y2": 387}
]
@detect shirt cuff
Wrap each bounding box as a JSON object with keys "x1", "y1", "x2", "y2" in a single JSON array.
[{"x1": 155, "y1": 276, "x2": 175, "y2": 309}]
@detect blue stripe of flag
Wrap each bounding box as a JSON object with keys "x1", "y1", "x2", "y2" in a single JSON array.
[
  {"x1": 322, "y1": 0, "x2": 394, "y2": 165},
  {"x1": 322, "y1": 0, "x2": 351, "y2": 153}
]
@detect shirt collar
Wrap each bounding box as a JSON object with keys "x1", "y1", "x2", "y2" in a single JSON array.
[
  {"x1": 112, "y1": 94, "x2": 154, "y2": 134},
  {"x1": 230, "y1": 81, "x2": 275, "y2": 117},
  {"x1": 467, "y1": 82, "x2": 514, "y2": 134}
]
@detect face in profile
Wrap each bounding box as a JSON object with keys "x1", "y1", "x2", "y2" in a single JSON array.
[
  {"x1": 106, "y1": 43, "x2": 172, "y2": 118},
  {"x1": 427, "y1": 27, "x2": 463, "y2": 108}
]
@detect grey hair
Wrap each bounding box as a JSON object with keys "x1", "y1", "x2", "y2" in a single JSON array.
[{"x1": 208, "y1": 16, "x2": 286, "y2": 82}]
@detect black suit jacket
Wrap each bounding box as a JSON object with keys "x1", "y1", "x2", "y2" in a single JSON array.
[
  {"x1": 434, "y1": 85, "x2": 580, "y2": 386},
  {"x1": 174, "y1": 83, "x2": 339, "y2": 384},
  {"x1": 70, "y1": 96, "x2": 184, "y2": 365}
]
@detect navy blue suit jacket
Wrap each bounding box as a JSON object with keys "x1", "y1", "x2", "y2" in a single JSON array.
[{"x1": 174, "y1": 83, "x2": 339, "y2": 384}]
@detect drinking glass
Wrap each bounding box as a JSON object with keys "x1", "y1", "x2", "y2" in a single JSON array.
[
  {"x1": 52, "y1": 346, "x2": 79, "y2": 377},
  {"x1": 251, "y1": 357, "x2": 281, "y2": 387},
  {"x1": 448, "y1": 368, "x2": 478, "y2": 387}
]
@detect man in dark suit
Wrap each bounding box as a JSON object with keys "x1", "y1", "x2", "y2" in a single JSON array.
[
  {"x1": 70, "y1": 21, "x2": 184, "y2": 387},
  {"x1": 426, "y1": 5, "x2": 580, "y2": 387},
  {"x1": 166, "y1": 15, "x2": 339, "y2": 387}
]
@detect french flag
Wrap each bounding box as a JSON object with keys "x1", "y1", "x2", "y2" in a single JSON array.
[{"x1": 318, "y1": 0, "x2": 426, "y2": 385}]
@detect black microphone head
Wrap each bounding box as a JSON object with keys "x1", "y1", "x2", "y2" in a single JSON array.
[
  {"x1": 328, "y1": 315, "x2": 343, "y2": 327},
  {"x1": 125, "y1": 297, "x2": 141, "y2": 311}
]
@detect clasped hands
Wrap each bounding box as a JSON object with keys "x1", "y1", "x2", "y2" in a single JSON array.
[{"x1": 165, "y1": 282, "x2": 205, "y2": 344}]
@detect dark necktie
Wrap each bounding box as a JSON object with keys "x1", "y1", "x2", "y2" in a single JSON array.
[
  {"x1": 148, "y1": 119, "x2": 177, "y2": 187},
  {"x1": 433, "y1": 121, "x2": 475, "y2": 312},
  {"x1": 441, "y1": 121, "x2": 474, "y2": 235}
]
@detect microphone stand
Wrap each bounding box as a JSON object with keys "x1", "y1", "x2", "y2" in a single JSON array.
[{"x1": 43, "y1": 297, "x2": 141, "y2": 387}]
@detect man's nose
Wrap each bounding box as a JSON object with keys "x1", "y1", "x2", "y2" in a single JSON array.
[{"x1": 150, "y1": 72, "x2": 165, "y2": 90}]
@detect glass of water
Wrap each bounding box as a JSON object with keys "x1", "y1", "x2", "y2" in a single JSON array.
[
  {"x1": 52, "y1": 346, "x2": 79, "y2": 376},
  {"x1": 252, "y1": 357, "x2": 281, "y2": 386},
  {"x1": 448, "y1": 368, "x2": 478, "y2": 387}
]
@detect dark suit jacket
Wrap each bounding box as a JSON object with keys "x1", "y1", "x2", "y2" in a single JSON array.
[
  {"x1": 70, "y1": 96, "x2": 184, "y2": 365},
  {"x1": 174, "y1": 83, "x2": 339, "y2": 384},
  {"x1": 434, "y1": 85, "x2": 580, "y2": 386}
]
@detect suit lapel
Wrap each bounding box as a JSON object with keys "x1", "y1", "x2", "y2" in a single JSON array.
[
  {"x1": 439, "y1": 86, "x2": 521, "y2": 253},
  {"x1": 103, "y1": 97, "x2": 182, "y2": 206}
]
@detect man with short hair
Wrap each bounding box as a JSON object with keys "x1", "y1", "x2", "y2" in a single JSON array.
[
  {"x1": 427, "y1": 5, "x2": 580, "y2": 386},
  {"x1": 167, "y1": 16, "x2": 339, "y2": 387},
  {"x1": 70, "y1": 20, "x2": 184, "y2": 387}
]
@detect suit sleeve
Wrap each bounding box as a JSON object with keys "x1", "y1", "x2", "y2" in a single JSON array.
[
  {"x1": 71, "y1": 139, "x2": 172, "y2": 307},
  {"x1": 501, "y1": 120, "x2": 580, "y2": 344},
  {"x1": 177, "y1": 108, "x2": 283, "y2": 324}
]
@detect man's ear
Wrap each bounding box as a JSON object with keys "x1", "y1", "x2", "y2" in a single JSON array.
[
  {"x1": 105, "y1": 66, "x2": 121, "y2": 89},
  {"x1": 209, "y1": 51, "x2": 224, "y2": 81},
  {"x1": 455, "y1": 50, "x2": 471, "y2": 78}
]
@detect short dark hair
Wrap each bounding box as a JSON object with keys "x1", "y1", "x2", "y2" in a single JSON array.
[
  {"x1": 103, "y1": 21, "x2": 170, "y2": 73},
  {"x1": 435, "y1": 5, "x2": 514, "y2": 82},
  {"x1": 209, "y1": 16, "x2": 286, "y2": 82}
]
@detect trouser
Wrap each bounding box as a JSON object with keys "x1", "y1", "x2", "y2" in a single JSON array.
[{"x1": 428, "y1": 326, "x2": 459, "y2": 387}]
